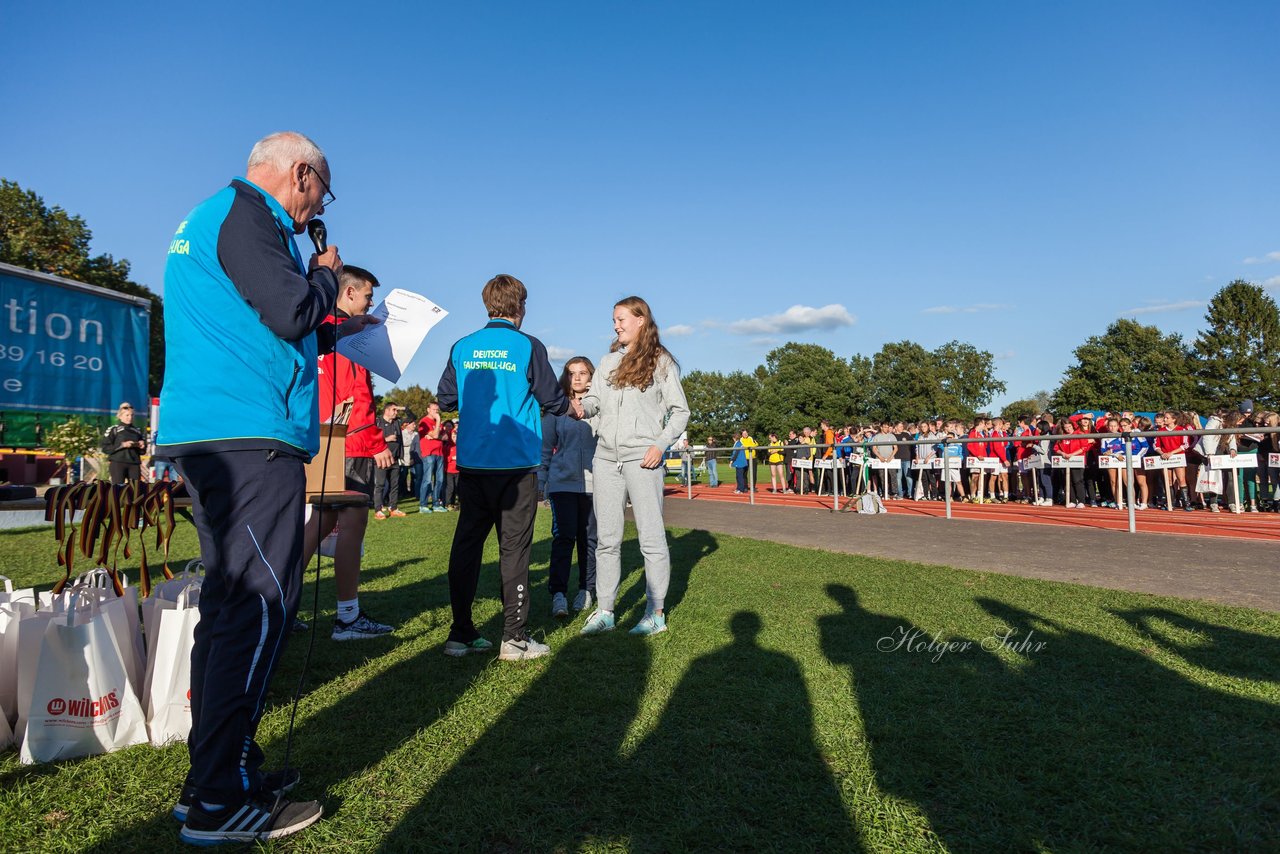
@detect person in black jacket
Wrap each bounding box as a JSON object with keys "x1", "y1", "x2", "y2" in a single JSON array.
[
  {"x1": 101, "y1": 402, "x2": 145, "y2": 484},
  {"x1": 374, "y1": 402, "x2": 404, "y2": 517}
]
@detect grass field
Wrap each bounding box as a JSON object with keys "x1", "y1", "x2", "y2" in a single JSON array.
[{"x1": 2, "y1": 505, "x2": 1278, "y2": 852}]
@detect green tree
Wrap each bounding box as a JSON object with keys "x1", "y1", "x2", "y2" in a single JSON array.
[
  {"x1": 44, "y1": 416, "x2": 101, "y2": 481},
  {"x1": 868, "y1": 341, "x2": 944, "y2": 423},
  {"x1": 0, "y1": 179, "x2": 165, "y2": 393},
  {"x1": 1000, "y1": 394, "x2": 1051, "y2": 424},
  {"x1": 1051, "y1": 319, "x2": 1197, "y2": 412},
  {"x1": 754, "y1": 343, "x2": 858, "y2": 432},
  {"x1": 933, "y1": 340, "x2": 1006, "y2": 418},
  {"x1": 684, "y1": 369, "x2": 759, "y2": 439},
  {"x1": 1192, "y1": 280, "x2": 1280, "y2": 409},
  {"x1": 380, "y1": 384, "x2": 438, "y2": 422}
]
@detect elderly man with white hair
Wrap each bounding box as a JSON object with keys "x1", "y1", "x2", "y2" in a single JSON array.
[{"x1": 157, "y1": 131, "x2": 370, "y2": 844}]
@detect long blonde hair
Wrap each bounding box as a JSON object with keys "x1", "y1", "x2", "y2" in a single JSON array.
[{"x1": 609, "y1": 296, "x2": 677, "y2": 390}]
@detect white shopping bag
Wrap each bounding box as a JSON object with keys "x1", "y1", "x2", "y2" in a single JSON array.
[
  {"x1": 304, "y1": 505, "x2": 361, "y2": 558},
  {"x1": 0, "y1": 575, "x2": 37, "y2": 608},
  {"x1": 1, "y1": 600, "x2": 36, "y2": 729},
  {"x1": 141, "y1": 559, "x2": 204, "y2": 700},
  {"x1": 19, "y1": 591, "x2": 149, "y2": 764},
  {"x1": 1195, "y1": 466, "x2": 1223, "y2": 494},
  {"x1": 13, "y1": 607, "x2": 60, "y2": 742},
  {"x1": 41, "y1": 570, "x2": 144, "y2": 699},
  {"x1": 0, "y1": 696, "x2": 12, "y2": 750},
  {"x1": 149, "y1": 559, "x2": 205, "y2": 603},
  {"x1": 146, "y1": 584, "x2": 201, "y2": 746}
]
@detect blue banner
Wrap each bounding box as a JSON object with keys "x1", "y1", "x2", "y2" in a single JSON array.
[{"x1": 0, "y1": 266, "x2": 150, "y2": 415}]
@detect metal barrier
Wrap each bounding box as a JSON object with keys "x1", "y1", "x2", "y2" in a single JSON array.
[{"x1": 684, "y1": 426, "x2": 1280, "y2": 534}]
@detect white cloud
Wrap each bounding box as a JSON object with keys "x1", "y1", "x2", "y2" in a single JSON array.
[
  {"x1": 995, "y1": 350, "x2": 1016, "y2": 360},
  {"x1": 750, "y1": 336, "x2": 781, "y2": 348},
  {"x1": 1243, "y1": 251, "x2": 1280, "y2": 264},
  {"x1": 665, "y1": 324, "x2": 696, "y2": 337},
  {"x1": 546, "y1": 345, "x2": 576, "y2": 362},
  {"x1": 726, "y1": 304, "x2": 855, "y2": 335},
  {"x1": 922, "y1": 303, "x2": 1011, "y2": 315},
  {"x1": 1263, "y1": 276, "x2": 1280, "y2": 290},
  {"x1": 1120, "y1": 300, "x2": 1204, "y2": 316}
]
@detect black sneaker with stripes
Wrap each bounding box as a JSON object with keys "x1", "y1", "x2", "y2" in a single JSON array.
[
  {"x1": 179, "y1": 795, "x2": 321, "y2": 845},
  {"x1": 173, "y1": 766, "x2": 300, "y2": 822}
]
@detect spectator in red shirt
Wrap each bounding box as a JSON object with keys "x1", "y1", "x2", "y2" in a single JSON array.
[
  {"x1": 1055, "y1": 418, "x2": 1090, "y2": 508},
  {"x1": 417, "y1": 402, "x2": 448, "y2": 512},
  {"x1": 441, "y1": 420, "x2": 459, "y2": 508},
  {"x1": 989, "y1": 418, "x2": 1011, "y2": 502},
  {"x1": 1153, "y1": 410, "x2": 1192, "y2": 511}
]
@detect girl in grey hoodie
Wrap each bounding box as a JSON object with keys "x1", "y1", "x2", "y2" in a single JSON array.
[{"x1": 579, "y1": 296, "x2": 690, "y2": 637}]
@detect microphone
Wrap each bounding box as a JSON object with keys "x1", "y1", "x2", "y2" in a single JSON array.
[{"x1": 307, "y1": 218, "x2": 327, "y2": 254}]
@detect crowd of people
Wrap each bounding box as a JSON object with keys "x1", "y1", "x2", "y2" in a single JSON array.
[{"x1": 696, "y1": 402, "x2": 1279, "y2": 513}]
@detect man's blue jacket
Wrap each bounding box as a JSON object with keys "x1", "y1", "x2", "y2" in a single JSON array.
[{"x1": 157, "y1": 178, "x2": 337, "y2": 459}]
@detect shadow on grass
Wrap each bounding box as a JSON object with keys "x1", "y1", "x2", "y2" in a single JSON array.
[
  {"x1": 1110, "y1": 605, "x2": 1280, "y2": 683},
  {"x1": 376, "y1": 592, "x2": 653, "y2": 851},
  {"x1": 627, "y1": 610, "x2": 861, "y2": 850},
  {"x1": 820, "y1": 585, "x2": 1280, "y2": 851},
  {"x1": 378, "y1": 607, "x2": 856, "y2": 852}
]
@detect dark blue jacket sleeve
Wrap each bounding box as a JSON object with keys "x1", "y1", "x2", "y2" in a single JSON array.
[
  {"x1": 527, "y1": 336, "x2": 569, "y2": 416},
  {"x1": 217, "y1": 194, "x2": 337, "y2": 342},
  {"x1": 436, "y1": 344, "x2": 459, "y2": 411}
]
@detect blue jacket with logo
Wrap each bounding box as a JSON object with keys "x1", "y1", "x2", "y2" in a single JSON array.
[
  {"x1": 436, "y1": 319, "x2": 569, "y2": 473},
  {"x1": 157, "y1": 178, "x2": 337, "y2": 459}
]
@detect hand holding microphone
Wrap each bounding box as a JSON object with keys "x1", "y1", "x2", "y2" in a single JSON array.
[{"x1": 306, "y1": 218, "x2": 343, "y2": 276}]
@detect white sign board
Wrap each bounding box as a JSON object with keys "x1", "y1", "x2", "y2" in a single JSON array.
[
  {"x1": 1271, "y1": 453, "x2": 1280, "y2": 468},
  {"x1": 1143, "y1": 453, "x2": 1186, "y2": 470},
  {"x1": 1051, "y1": 456, "x2": 1085, "y2": 469},
  {"x1": 965, "y1": 457, "x2": 1004, "y2": 471},
  {"x1": 1208, "y1": 454, "x2": 1258, "y2": 470},
  {"x1": 1098, "y1": 455, "x2": 1128, "y2": 470},
  {"x1": 792, "y1": 458, "x2": 813, "y2": 470},
  {"x1": 1018, "y1": 457, "x2": 1045, "y2": 471},
  {"x1": 869, "y1": 459, "x2": 899, "y2": 470}
]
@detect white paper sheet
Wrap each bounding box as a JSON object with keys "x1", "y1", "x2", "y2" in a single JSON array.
[{"x1": 336, "y1": 288, "x2": 448, "y2": 382}]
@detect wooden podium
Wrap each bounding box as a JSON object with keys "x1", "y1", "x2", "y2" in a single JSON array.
[{"x1": 305, "y1": 424, "x2": 369, "y2": 508}]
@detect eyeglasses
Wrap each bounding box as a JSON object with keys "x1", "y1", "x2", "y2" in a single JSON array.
[{"x1": 307, "y1": 165, "x2": 336, "y2": 208}]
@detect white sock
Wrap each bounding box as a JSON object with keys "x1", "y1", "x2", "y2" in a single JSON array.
[{"x1": 337, "y1": 598, "x2": 359, "y2": 621}]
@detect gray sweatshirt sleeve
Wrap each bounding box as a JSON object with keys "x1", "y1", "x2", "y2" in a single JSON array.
[{"x1": 654, "y1": 357, "x2": 690, "y2": 451}]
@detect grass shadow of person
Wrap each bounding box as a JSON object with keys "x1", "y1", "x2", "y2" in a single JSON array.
[
  {"x1": 1108, "y1": 605, "x2": 1280, "y2": 684},
  {"x1": 375, "y1": 582, "x2": 654, "y2": 852},
  {"x1": 626, "y1": 610, "x2": 862, "y2": 852},
  {"x1": 818, "y1": 583, "x2": 1279, "y2": 850}
]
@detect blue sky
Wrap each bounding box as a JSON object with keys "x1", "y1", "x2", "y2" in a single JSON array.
[{"x1": 3, "y1": 2, "x2": 1277, "y2": 408}]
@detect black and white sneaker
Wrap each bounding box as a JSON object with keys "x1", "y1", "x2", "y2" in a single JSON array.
[
  {"x1": 332, "y1": 611, "x2": 394, "y2": 641},
  {"x1": 179, "y1": 795, "x2": 321, "y2": 845},
  {"x1": 173, "y1": 767, "x2": 300, "y2": 822}
]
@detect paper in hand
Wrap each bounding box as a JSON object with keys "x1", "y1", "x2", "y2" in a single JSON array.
[{"x1": 337, "y1": 288, "x2": 448, "y2": 382}]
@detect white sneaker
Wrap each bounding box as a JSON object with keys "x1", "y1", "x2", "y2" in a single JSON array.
[
  {"x1": 551, "y1": 592, "x2": 569, "y2": 618},
  {"x1": 1074, "y1": 502, "x2": 1085, "y2": 509},
  {"x1": 572, "y1": 589, "x2": 592, "y2": 612},
  {"x1": 498, "y1": 636, "x2": 550, "y2": 660}
]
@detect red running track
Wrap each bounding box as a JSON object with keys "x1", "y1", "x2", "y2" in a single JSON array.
[{"x1": 664, "y1": 484, "x2": 1280, "y2": 542}]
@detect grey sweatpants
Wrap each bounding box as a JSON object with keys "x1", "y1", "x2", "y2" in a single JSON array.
[{"x1": 592, "y1": 458, "x2": 669, "y2": 613}]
